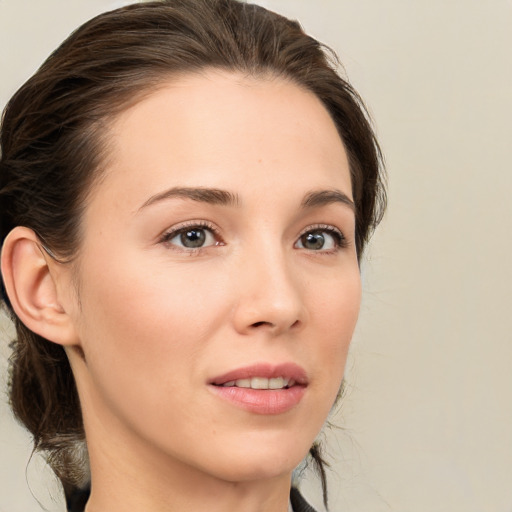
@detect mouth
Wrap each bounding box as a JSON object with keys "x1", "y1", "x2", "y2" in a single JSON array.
[{"x1": 208, "y1": 363, "x2": 308, "y2": 415}]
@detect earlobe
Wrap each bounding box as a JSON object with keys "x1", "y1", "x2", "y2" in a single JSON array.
[{"x1": 1, "y1": 226, "x2": 79, "y2": 347}]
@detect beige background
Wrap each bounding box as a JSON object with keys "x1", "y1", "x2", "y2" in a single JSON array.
[{"x1": 1, "y1": 0, "x2": 511, "y2": 511}]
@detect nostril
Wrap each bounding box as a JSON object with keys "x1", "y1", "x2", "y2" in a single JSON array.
[
  {"x1": 290, "y1": 320, "x2": 301, "y2": 329},
  {"x1": 249, "y1": 320, "x2": 301, "y2": 330},
  {"x1": 251, "y1": 321, "x2": 273, "y2": 328}
]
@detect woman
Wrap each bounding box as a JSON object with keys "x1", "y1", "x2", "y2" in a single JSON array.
[{"x1": 0, "y1": 1, "x2": 386, "y2": 511}]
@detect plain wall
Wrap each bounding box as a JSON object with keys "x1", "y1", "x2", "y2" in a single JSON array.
[{"x1": 1, "y1": 1, "x2": 511, "y2": 511}]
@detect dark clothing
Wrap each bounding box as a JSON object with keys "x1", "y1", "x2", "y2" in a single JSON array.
[
  {"x1": 67, "y1": 484, "x2": 317, "y2": 512},
  {"x1": 290, "y1": 486, "x2": 318, "y2": 512},
  {"x1": 66, "y1": 486, "x2": 90, "y2": 512}
]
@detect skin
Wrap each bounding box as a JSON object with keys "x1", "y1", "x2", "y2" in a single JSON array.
[{"x1": 4, "y1": 70, "x2": 361, "y2": 512}]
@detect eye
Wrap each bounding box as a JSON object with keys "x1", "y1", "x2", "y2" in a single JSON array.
[
  {"x1": 161, "y1": 222, "x2": 220, "y2": 250},
  {"x1": 295, "y1": 226, "x2": 345, "y2": 252}
]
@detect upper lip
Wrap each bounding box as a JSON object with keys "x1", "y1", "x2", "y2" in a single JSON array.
[{"x1": 209, "y1": 362, "x2": 308, "y2": 386}]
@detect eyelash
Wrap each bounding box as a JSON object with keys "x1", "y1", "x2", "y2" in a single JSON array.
[{"x1": 158, "y1": 221, "x2": 347, "y2": 253}]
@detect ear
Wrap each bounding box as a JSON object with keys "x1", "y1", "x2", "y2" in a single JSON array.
[{"x1": 1, "y1": 226, "x2": 79, "y2": 347}]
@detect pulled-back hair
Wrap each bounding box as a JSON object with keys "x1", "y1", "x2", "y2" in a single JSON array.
[{"x1": 0, "y1": 0, "x2": 386, "y2": 505}]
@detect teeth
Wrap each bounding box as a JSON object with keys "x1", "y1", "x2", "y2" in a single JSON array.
[
  {"x1": 235, "y1": 378, "x2": 251, "y2": 388},
  {"x1": 222, "y1": 377, "x2": 291, "y2": 389},
  {"x1": 251, "y1": 377, "x2": 268, "y2": 389},
  {"x1": 269, "y1": 377, "x2": 285, "y2": 389}
]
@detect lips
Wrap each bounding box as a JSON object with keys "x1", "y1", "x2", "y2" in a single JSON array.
[{"x1": 208, "y1": 363, "x2": 308, "y2": 415}]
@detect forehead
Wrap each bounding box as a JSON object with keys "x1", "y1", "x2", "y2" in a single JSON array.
[{"x1": 90, "y1": 70, "x2": 352, "y2": 218}]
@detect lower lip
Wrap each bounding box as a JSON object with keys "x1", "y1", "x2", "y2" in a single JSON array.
[{"x1": 209, "y1": 385, "x2": 306, "y2": 415}]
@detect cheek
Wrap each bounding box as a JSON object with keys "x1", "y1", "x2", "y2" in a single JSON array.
[
  {"x1": 73, "y1": 256, "x2": 229, "y2": 410},
  {"x1": 309, "y1": 269, "x2": 361, "y2": 388},
  {"x1": 80, "y1": 250, "x2": 226, "y2": 340},
  {"x1": 313, "y1": 265, "x2": 361, "y2": 332}
]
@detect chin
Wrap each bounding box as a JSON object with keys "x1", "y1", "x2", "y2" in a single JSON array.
[
  {"x1": 212, "y1": 458, "x2": 300, "y2": 484},
  {"x1": 198, "y1": 435, "x2": 312, "y2": 484}
]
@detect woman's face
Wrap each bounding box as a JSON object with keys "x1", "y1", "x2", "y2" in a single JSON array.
[{"x1": 64, "y1": 71, "x2": 361, "y2": 484}]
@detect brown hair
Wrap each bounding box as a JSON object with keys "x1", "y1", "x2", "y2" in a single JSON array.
[{"x1": 0, "y1": 0, "x2": 386, "y2": 506}]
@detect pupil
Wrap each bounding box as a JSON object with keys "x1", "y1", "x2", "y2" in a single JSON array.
[
  {"x1": 303, "y1": 232, "x2": 325, "y2": 250},
  {"x1": 181, "y1": 229, "x2": 205, "y2": 248}
]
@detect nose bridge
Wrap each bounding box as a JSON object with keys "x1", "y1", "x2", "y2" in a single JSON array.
[{"x1": 232, "y1": 232, "x2": 305, "y2": 334}]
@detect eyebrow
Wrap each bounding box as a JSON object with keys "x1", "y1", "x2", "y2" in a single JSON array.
[
  {"x1": 301, "y1": 189, "x2": 355, "y2": 212},
  {"x1": 138, "y1": 186, "x2": 354, "y2": 212},
  {"x1": 138, "y1": 186, "x2": 241, "y2": 211}
]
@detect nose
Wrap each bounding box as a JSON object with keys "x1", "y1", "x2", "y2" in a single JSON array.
[{"x1": 231, "y1": 245, "x2": 306, "y2": 337}]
